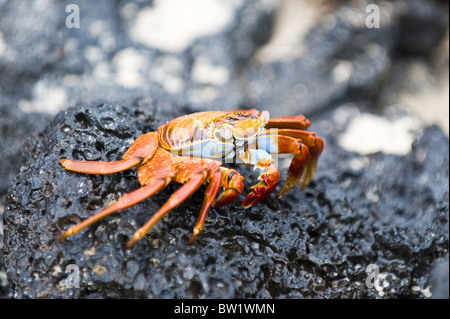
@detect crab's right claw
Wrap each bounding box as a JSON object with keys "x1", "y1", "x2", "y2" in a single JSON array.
[{"x1": 241, "y1": 163, "x2": 279, "y2": 208}]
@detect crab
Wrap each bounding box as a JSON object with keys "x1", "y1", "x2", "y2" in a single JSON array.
[{"x1": 58, "y1": 109, "x2": 324, "y2": 248}]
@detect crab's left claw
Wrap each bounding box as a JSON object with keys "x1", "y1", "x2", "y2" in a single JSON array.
[
  {"x1": 241, "y1": 162, "x2": 279, "y2": 208},
  {"x1": 213, "y1": 168, "x2": 244, "y2": 207}
]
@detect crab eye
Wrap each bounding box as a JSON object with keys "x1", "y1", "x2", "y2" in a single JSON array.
[
  {"x1": 260, "y1": 110, "x2": 270, "y2": 125},
  {"x1": 215, "y1": 126, "x2": 233, "y2": 141}
]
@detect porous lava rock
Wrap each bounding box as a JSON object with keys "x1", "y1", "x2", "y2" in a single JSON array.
[{"x1": 3, "y1": 101, "x2": 448, "y2": 298}]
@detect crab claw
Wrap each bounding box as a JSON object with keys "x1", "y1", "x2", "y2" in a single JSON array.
[
  {"x1": 213, "y1": 169, "x2": 244, "y2": 207},
  {"x1": 241, "y1": 163, "x2": 280, "y2": 208}
]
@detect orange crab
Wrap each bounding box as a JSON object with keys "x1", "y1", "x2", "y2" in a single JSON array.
[{"x1": 58, "y1": 109, "x2": 324, "y2": 248}]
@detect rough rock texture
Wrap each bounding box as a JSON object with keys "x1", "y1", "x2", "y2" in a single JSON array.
[
  {"x1": 3, "y1": 101, "x2": 448, "y2": 298},
  {"x1": 0, "y1": 0, "x2": 279, "y2": 115}
]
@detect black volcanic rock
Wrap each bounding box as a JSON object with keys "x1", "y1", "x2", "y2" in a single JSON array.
[
  {"x1": 3, "y1": 101, "x2": 448, "y2": 298},
  {"x1": 0, "y1": 0, "x2": 448, "y2": 299}
]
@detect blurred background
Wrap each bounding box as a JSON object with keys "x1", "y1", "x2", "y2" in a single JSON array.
[
  {"x1": 1, "y1": 0, "x2": 448, "y2": 133},
  {"x1": 0, "y1": 0, "x2": 448, "y2": 298}
]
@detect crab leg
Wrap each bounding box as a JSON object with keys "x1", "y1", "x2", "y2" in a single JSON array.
[
  {"x1": 256, "y1": 133, "x2": 310, "y2": 196},
  {"x1": 128, "y1": 156, "x2": 241, "y2": 246},
  {"x1": 265, "y1": 115, "x2": 311, "y2": 130},
  {"x1": 126, "y1": 172, "x2": 205, "y2": 248},
  {"x1": 59, "y1": 157, "x2": 142, "y2": 175},
  {"x1": 58, "y1": 179, "x2": 167, "y2": 242},
  {"x1": 262, "y1": 129, "x2": 324, "y2": 190},
  {"x1": 236, "y1": 109, "x2": 312, "y2": 130},
  {"x1": 188, "y1": 170, "x2": 222, "y2": 244},
  {"x1": 59, "y1": 148, "x2": 173, "y2": 242},
  {"x1": 271, "y1": 129, "x2": 325, "y2": 159},
  {"x1": 186, "y1": 168, "x2": 246, "y2": 242},
  {"x1": 59, "y1": 132, "x2": 158, "y2": 174},
  {"x1": 263, "y1": 134, "x2": 311, "y2": 196}
]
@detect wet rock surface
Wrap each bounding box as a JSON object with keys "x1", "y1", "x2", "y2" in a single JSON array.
[
  {"x1": 3, "y1": 101, "x2": 449, "y2": 298},
  {"x1": 1, "y1": 0, "x2": 448, "y2": 299}
]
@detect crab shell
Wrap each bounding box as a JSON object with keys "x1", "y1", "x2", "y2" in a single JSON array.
[{"x1": 158, "y1": 110, "x2": 270, "y2": 161}]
